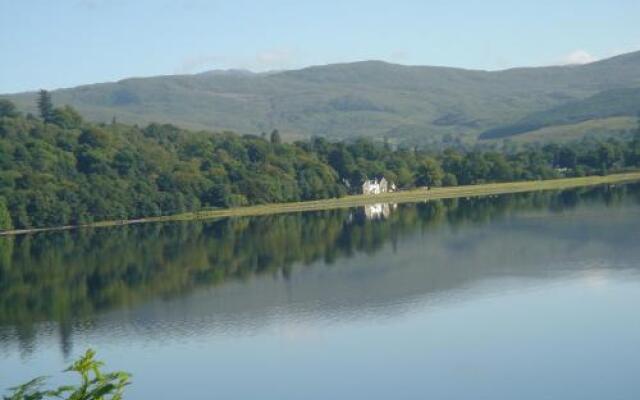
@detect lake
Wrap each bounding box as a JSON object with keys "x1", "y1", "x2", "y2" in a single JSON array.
[{"x1": 1, "y1": 184, "x2": 640, "y2": 399}]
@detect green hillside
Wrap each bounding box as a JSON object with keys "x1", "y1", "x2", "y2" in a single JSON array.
[
  {"x1": 496, "y1": 117, "x2": 638, "y2": 144},
  {"x1": 4, "y1": 51, "x2": 640, "y2": 145},
  {"x1": 480, "y1": 87, "x2": 640, "y2": 139}
]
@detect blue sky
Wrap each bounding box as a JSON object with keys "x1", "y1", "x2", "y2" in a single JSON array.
[{"x1": 1, "y1": 0, "x2": 639, "y2": 93}]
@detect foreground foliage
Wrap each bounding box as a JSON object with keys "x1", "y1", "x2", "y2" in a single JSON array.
[
  {"x1": 0, "y1": 97, "x2": 639, "y2": 229},
  {"x1": 3, "y1": 349, "x2": 130, "y2": 400}
]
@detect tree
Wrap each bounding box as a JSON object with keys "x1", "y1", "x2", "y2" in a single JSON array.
[
  {"x1": 349, "y1": 169, "x2": 366, "y2": 190},
  {"x1": 270, "y1": 129, "x2": 281, "y2": 145},
  {"x1": 558, "y1": 147, "x2": 577, "y2": 169},
  {"x1": 485, "y1": 152, "x2": 514, "y2": 181},
  {"x1": 0, "y1": 197, "x2": 12, "y2": 231},
  {"x1": 51, "y1": 106, "x2": 83, "y2": 129},
  {"x1": 395, "y1": 166, "x2": 414, "y2": 188},
  {"x1": 37, "y1": 89, "x2": 54, "y2": 123},
  {"x1": 79, "y1": 127, "x2": 109, "y2": 148},
  {"x1": 0, "y1": 99, "x2": 18, "y2": 118},
  {"x1": 629, "y1": 114, "x2": 640, "y2": 166},
  {"x1": 442, "y1": 173, "x2": 458, "y2": 187},
  {"x1": 416, "y1": 157, "x2": 444, "y2": 187},
  {"x1": 203, "y1": 184, "x2": 232, "y2": 207},
  {"x1": 597, "y1": 143, "x2": 617, "y2": 172},
  {"x1": 327, "y1": 147, "x2": 354, "y2": 178}
]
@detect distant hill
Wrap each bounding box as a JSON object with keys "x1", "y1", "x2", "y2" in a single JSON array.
[
  {"x1": 491, "y1": 117, "x2": 638, "y2": 144},
  {"x1": 3, "y1": 50, "x2": 640, "y2": 144},
  {"x1": 479, "y1": 87, "x2": 640, "y2": 139}
]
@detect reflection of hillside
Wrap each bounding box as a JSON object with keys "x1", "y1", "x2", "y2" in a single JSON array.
[{"x1": 0, "y1": 184, "x2": 639, "y2": 356}]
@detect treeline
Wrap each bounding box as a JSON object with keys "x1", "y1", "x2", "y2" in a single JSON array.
[{"x1": 1, "y1": 95, "x2": 640, "y2": 229}]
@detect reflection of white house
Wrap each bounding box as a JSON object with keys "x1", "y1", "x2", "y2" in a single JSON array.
[
  {"x1": 363, "y1": 203, "x2": 398, "y2": 220},
  {"x1": 362, "y1": 177, "x2": 396, "y2": 195}
]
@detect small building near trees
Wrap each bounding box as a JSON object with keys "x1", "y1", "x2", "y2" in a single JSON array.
[{"x1": 362, "y1": 177, "x2": 396, "y2": 195}]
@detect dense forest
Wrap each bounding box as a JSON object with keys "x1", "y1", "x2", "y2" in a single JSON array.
[{"x1": 1, "y1": 94, "x2": 639, "y2": 230}]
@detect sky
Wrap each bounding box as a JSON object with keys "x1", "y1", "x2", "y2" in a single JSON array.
[{"x1": 1, "y1": 0, "x2": 639, "y2": 93}]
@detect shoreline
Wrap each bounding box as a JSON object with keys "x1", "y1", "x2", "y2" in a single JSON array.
[{"x1": 2, "y1": 172, "x2": 640, "y2": 237}]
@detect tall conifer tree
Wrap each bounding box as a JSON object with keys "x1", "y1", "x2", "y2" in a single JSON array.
[{"x1": 37, "y1": 89, "x2": 54, "y2": 123}]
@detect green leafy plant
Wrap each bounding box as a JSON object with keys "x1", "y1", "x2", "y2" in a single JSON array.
[{"x1": 3, "y1": 349, "x2": 131, "y2": 400}]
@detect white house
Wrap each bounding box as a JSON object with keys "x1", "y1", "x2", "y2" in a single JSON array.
[
  {"x1": 362, "y1": 177, "x2": 396, "y2": 195},
  {"x1": 362, "y1": 179, "x2": 381, "y2": 195}
]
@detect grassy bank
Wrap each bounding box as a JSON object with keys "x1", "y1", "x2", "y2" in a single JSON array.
[{"x1": 3, "y1": 172, "x2": 640, "y2": 236}]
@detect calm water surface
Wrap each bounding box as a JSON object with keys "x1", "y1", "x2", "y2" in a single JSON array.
[{"x1": 1, "y1": 184, "x2": 640, "y2": 399}]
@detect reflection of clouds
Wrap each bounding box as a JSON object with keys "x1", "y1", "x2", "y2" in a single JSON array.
[
  {"x1": 278, "y1": 322, "x2": 323, "y2": 343},
  {"x1": 582, "y1": 268, "x2": 610, "y2": 289}
]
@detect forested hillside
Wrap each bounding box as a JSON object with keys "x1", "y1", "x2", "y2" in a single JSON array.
[
  {"x1": 0, "y1": 97, "x2": 639, "y2": 230},
  {"x1": 4, "y1": 51, "x2": 640, "y2": 145},
  {"x1": 480, "y1": 88, "x2": 640, "y2": 139}
]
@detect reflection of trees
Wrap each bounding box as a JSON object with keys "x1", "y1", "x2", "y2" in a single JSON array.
[{"x1": 0, "y1": 183, "x2": 637, "y2": 340}]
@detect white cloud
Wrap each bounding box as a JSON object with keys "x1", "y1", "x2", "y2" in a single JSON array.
[
  {"x1": 174, "y1": 54, "x2": 223, "y2": 74},
  {"x1": 255, "y1": 49, "x2": 295, "y2": 68},
  {"x1": 389, "y1": 50, "x2": 409, "y2": 62},
  {"x1": 174, "y1": 48, "x2": 298, "y2": 75},
  {"x1": 559, "y1": 49, "x2": 599, "y2": 65}
]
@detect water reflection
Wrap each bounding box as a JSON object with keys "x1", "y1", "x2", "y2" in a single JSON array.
[
  {"x1": 0, "y1": 183, "x2": 639, "y2": 360},
  {"x1": 361, "y1": 203, "x2": 397, "y2": 220}
]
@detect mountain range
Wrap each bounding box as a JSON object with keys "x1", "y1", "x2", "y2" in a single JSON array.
[{"x1": 4, "y1": 50, "x2": 640, "y2": 144}]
